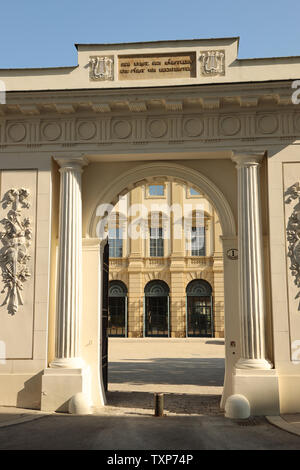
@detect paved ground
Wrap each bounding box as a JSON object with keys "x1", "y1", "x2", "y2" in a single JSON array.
[
  {"x1": 0, "y1": 338, "x2": 300, "y2": 449},
  {"x1": 108, "y1": 338, "x2": 225, "y2": 395}
]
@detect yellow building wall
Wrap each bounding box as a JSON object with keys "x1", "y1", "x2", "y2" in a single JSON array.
[{"x1": 108, "y1": 181, "x2": 224, "y2": 338}]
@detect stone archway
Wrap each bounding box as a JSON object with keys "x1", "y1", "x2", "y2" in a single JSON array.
[{"x1": 47, "y1": 153, "x2": 278, "y2": 416}]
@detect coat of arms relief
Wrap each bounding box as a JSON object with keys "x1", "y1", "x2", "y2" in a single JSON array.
[
  {"x1": 199, "y1": 50, "x2": 225, "y2": 76},
  {"x1": 0, "y1": 189, "x2": 31, "y2": 315},
  {"x1": 89, "y1": 56, "x2": 114, "y2": 81}
]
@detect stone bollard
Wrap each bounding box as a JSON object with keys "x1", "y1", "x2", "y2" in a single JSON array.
[{"x1": 154, "y1": 393, "x2": 164, "y2": 417}]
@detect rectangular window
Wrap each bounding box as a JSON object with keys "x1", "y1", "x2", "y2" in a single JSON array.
[
  {"x1": 150, "y1": 227, "x2": 164, "y2": 257},
  {"x1": 148, "y1": 184, "x2": 165, "y2": 197},
  {"x1": 109, "y1": 228, "x2": 123, "y2": 258},
  {"x1": 190, "y1": 188, "x2": 200, "y2": 196},
  {"x1": 191, "y1": 226, "x2": 205, "y2": 256}
]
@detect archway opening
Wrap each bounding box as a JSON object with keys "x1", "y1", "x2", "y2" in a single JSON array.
[{"x1": 98, "y1": 172, "x2": 229, "y2": 414}]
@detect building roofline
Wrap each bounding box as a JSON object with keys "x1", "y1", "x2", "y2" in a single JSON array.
[
  {"x1": 75, "y1": 36, "x2": 240, "y2": 49},
  {"x1": 2, "y1": 78, "x2": 295, "y2": 97}
]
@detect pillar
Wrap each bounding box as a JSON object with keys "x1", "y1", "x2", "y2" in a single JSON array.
[
  {"x1": 51, "y1": 156, "x2": 87, "y2": 368},
  {"x1": 41, "y1": 155, "x2": 92, "y2": 413},
  {"x1": 229, "y1": 152, "x2": 279, "y2": 416},
  {"x1": 232, "y1": 152, "x2": 272, "y2": 370}
]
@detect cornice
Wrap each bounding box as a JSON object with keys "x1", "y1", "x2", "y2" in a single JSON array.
[{"x1": 0, "y1": 80, "x2": 298, "y2": 151}]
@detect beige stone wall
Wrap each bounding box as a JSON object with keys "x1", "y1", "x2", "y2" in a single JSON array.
[
  {"x1": 108, "y1": 181, "x2": 224, "y2": 337},
  {"x1": 0, "y1": 156, "x2": 53, "y2": 408}
]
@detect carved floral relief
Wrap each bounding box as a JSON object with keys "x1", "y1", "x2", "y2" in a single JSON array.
[
  {"x1": 0, "y1": 189, "x2": 31, "y2": 315},
  {"x1": 285, "y1": 183, "x2": 300, "y2": 309}
]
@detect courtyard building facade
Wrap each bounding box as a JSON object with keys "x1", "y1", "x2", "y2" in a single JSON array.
[{"x1": 107, "y1": 182, "x2": 224, "y2": 338}]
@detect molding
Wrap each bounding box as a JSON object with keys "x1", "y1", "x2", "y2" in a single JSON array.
[{"x1": 0, "y1": 110, "x2": 298, "y2": 151}]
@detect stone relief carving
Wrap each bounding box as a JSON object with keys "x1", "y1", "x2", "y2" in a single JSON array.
[
  {"x1": 285, "y1": 183, "x2": 300, "y2": 308},
  {"x1": 0, "y1": 111, "x2": 299, "y2": 149},
  {"x1": 0, "y1": 189, "x2": 31, "y2": 315},
  {"x1": 199, "y1": 50, "x2": 225, "y2": 76},
  {"x1": 89, "y1": 56, "x2": 114, "y2": 81}
]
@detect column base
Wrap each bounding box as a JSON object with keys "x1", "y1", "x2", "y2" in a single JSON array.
[
  {"x1": 50, "y1": 357, "x2": 85, "y2": 369},
  {"x1": 41, "y1": 366, "x2": 92, "y2": 413},
  {"x1": 235, "y1": 358, "x2": 273, "y2": 370},
  {"x1": 232, "y1": 367, "x2": 280, "y2": 416}
]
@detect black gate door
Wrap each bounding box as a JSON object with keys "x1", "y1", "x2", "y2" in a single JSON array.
[
  {"x1": 145, "y1": 296, "x2": 168, "y2": 337},
  {"x1": 144, "y1": 280, "x2": 170, "y2": 337},
  {"x1": 186, "y1": 279, "x2": 213, "y2": 337},
  {"x1": 101, "y1": 240, "x2": 109, "y2": 392},
  {"x1": 187, "y1": 296, "x2": 213, "y2": 337}
]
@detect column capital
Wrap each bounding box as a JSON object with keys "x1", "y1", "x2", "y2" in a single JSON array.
[
  {"x1": 54, "y1": 154, "x2": 89, "y2": 171},
  {"x1": 231, "y1": 151, "x2": 265, "y2": 168}
]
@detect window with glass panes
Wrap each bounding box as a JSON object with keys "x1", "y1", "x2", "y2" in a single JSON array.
[
  {"x1": 148, "y1": 184, "x2": 165, "y2": 197},
  {"x1": 191, "y1": 226, "x2": 205, "y2": 256},
  {"x1": 109, "y1": 227, "x2": 123, "y2": 257},
  {"x1": 150, "y1": 227, "x2": 164, "y2": 257}
]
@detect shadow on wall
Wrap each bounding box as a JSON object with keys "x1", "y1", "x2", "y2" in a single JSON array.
[
  {"x1": 108, "y1": 358, "x2": 225, "y2": 387},
  {"x1": 16, "y1": 372, "x2": 43, "y2": 410}
]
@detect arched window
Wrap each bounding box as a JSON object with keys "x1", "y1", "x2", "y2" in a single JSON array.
[
  {"x1": 144, "y1": 280, "x2": 170, "y2": 337},
  {"x1": 108, "y1": 280, "x2": 128, "y2": 337},
  {"x1": 186, "y1": 280, "x2": 213, "y2": 337}
]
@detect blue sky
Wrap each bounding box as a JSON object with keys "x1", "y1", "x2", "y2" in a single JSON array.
[{"x1": 0, "y1": 0, "x2": 299, "y2": 68}]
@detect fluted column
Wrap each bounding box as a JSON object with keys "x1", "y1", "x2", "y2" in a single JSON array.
[
  {"x1": 232, "y1": 152, "x2": 272, "y2": 370},
  {"x1": 51, "y1": 156, "x2": 87, "y2": 368}
]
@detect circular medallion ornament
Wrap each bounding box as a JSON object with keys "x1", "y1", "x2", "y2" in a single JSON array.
[
  {"x1": 219, "y1": 116, "x2": 241, "y2": 136},
  {"x1": 113, "y1": 120, "x2": 132, "y2": 139},
  {"x1": 77, "y1": 121, "x2": 96, "y2": 140},
  {"x1": 7, "y1": 123, "x2": 26, "y2": 142},
  {"x1": 183, "y1": 118, "x2": 204, "y2": 137},
  {"x1": 257, "y1": 114, "x2": 278, "y2": 134},
  {"x1": 227, "y1": 248, "x2": 238, "y2": 260},
  {"x1": 42, "y1": 122, "x2": 62, "y2": 141},
  {"x1": 148, "y1": 119, "x2": 168, "y2": 138}
]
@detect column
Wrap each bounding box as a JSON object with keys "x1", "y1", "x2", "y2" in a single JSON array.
[
  {"x1": 232, "y1": 152, "x2": 272, "y2": 370},
  {"x1": 51, "y1": 156, "x2": 87, "y2": 368}
]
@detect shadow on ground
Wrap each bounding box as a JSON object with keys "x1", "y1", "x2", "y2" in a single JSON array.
[
  {"x1": 106, "y1": 391, "x2": 224, "y2": 416},
  {"x1": 108, "y1": 357, "x2": 225, "y2": 386}
]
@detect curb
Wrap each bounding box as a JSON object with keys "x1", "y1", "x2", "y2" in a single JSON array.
[
  {"x1": 266, "y1": 415, "x2": 300, "y2": 437},
  {"x1": 0, "y1": 411, "x2": 51, "y2": 429}
]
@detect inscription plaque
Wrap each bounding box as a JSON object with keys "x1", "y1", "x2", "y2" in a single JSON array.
[{"x1": 118, "y1": 52, "x2": 196, "y2": 80}]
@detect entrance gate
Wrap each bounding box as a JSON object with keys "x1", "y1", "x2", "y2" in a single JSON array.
[{"x1": 101, "y1": 240, "x2": 109, "y2": 393}]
